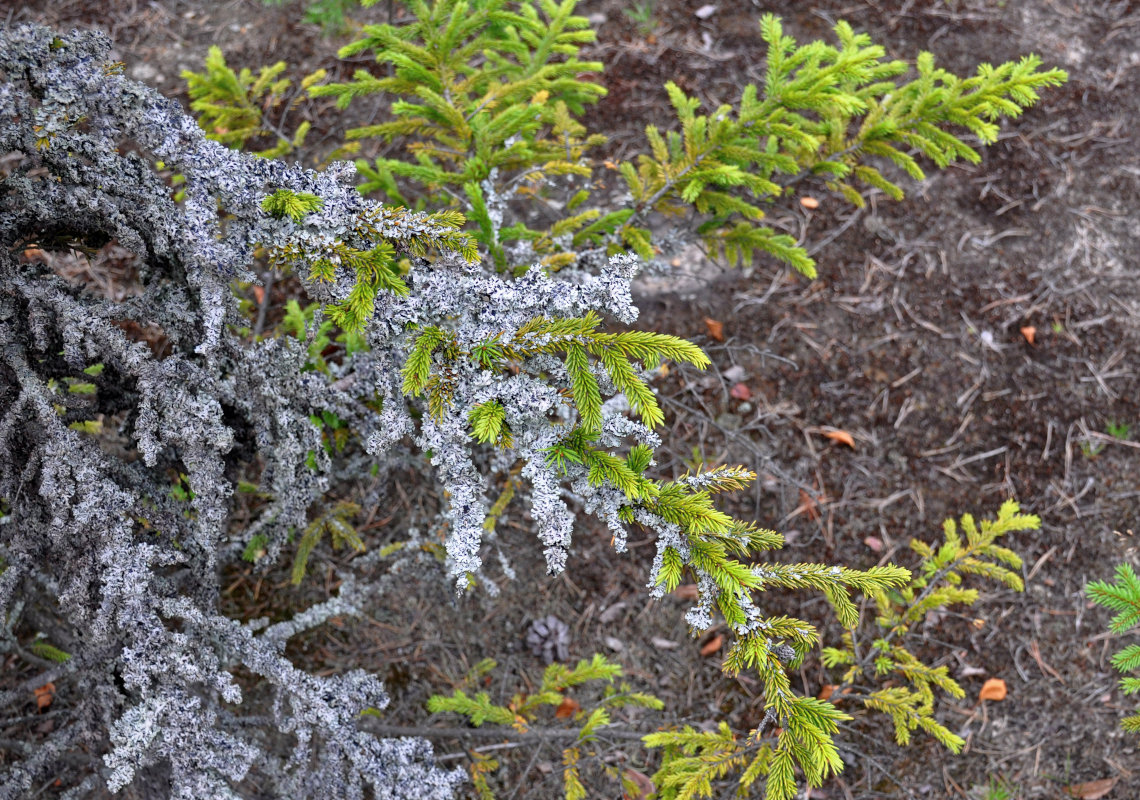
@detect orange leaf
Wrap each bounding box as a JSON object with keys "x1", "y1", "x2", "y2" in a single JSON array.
[
  {"x1": 252, "y1": 286, "x2": 265, "y2": 304},
  {"x1": 704, "y1": 317, "x2": 725, "y2": 342},
  {"x1": 822, "y1": 429, "x2": 855, "y2": 448},
  {"x1": 33, "y1": 682, "x2": 55, "y2": 711},
  {"x1": 623, "y1": 768, "x2": 655, "y2": 800},
  {"x1": 818, "y1": 684, "x2": 837, "y2": 701},
  {"x1": 800, "y1": 196, "x2": 820, "y2": 209},
  {"x1": 978, "y1": 677, "x2": 1007, "y2": 701},
  {"x1": 555, "y1": 697, "x2": 580, "y2": 719},
  {"x1": 671, "y1": 584, "x2": 699, "y2": 600},
  {"x1": 1020, "y1": 325, "x2": 1036, "y2": 345},
  {"x1": 730, "y1": 382, "x2": 751, "y2": 401},
  {"x1": 700, "y1": 635, "x2": 724, "y2": 656},
  {"x1": 1064, "y1": 777, "x2": 1118, "y2": 799}
]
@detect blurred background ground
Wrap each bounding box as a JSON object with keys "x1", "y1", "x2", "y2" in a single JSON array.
[{"x1": 5, "y1": 0, "x2": 1140, "y2": 797}]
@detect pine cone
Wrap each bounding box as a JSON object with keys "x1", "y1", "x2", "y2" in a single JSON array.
[
  {"x1": 526, "y1": 615, "x2": 570, "y2": 664},
  {"x1": 773, "y1": 643, "x2": 796, "y2": 665}
]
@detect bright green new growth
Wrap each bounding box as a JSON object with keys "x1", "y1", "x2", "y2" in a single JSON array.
[
  {"x1": 547, "y1": 460, "x2": 909, "y2": 800},
  {"x1": 309, "y1": 0, "x2": 1066, "y2": 276},
  {"x1": 821, "y1": 500, "x2": 1038, "y2": 753},
  {"x1": 29, "y1": 636, "x2": 73, "y2": 663},
  {"x1": 427, "y1": 654, "x2": 663, "y2": 799},
  {"x1": 182, "y1": 45, "x2": 326, "y2": 159},
  {"x1": 1088, "y1": 562, "x2": 1140, "y2": 732},
  {"x1": 262, "y1": 188, "x2": 326, "y2": 220}
]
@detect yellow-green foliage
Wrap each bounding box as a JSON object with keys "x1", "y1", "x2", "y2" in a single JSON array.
[
  {"x1": 1088, "y1": 563, "x2": 1140, "y2": 733},
  {"x1": 821, "y1": 500, "x2": 1038, "y2": 753},
  {"x1": 642, "y1": 503, "x2": 1034, "y2": 800},
  {"x1": 182, "y1": 45, "x2": 326, "y2": 158},
  {"x1": 427, "y1": 654, "x2": 663, "y2": 799},
  {"x1": 185, "y1": 0, "x2": 1064, "y2": 314},
  {"x1": 310, "y1": 0, "x2": 1064, "y2": 275},
  {"x1": 291, "y1": 500, "x2": 365, "y2": 584},
  {"x1": 29, "y1": 636, "x2": 72, "y2": 663},
  {"x1": 401, "y1": 310, "x2": 708, "y2": 429}
]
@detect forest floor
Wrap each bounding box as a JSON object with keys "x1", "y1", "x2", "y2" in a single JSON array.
[{"x1": 9, "y1": 0, "x2": 1140, "y2": 798}]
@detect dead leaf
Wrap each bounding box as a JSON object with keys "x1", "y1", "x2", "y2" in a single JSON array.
[
  {"x1": 694, "y1": 4, "x2": 718, "y2": 19},
  {"x1": 651, "y1": 637, "x2": 680, "y2": 650},
  {"x1": 704, "y1": 317, "x2": 725, "y2": 342},
  {"x1": 672, "y1": 584, "x2": 699, "y2": 600},
  {"x1": 33, "y1": 682, "x2": 55, "y2": 711},
  {"x1": 823, "y1": 429, "x2": 856, "y2": 448},
  {"x1": 971, "y1": 618, "x2": 986, "y2": 630},
  {"x1": 700, "y1": 635, "x2": 724, "y2": 656},
  {"x1": 1064, "y1": 777, "x2": 1118, "y2": 799},
  {"x1": 730, "y1": 382, "x2": 752, "y2": 401},
  {"x1": 818, "y1": 684, "x2": 837, "y2": 701},
  {"x1": 978, "y1": 677, "x2": 1007, "y2": 702},
  {"x1": 1020, "y1": 325, "x2": 1036, "y2": 345},
  {"x1": 555, "y1": 697, "x2": 580, "y2": 718},
  {"x1": 800, "y1": 196, "x2": 820, "y2": 210},
  {"x1": 797, "y1": 488, "x2": 821, "y2": 522},
  {"x1": 863, "y1": 536, "x2": 883, "y2": 553},
  {"x1": 623, "y1": 767, "x2": 656, "y2": 799},
  {"x1": 252, "y1": 285, "x2": 265, "y2": 304}
]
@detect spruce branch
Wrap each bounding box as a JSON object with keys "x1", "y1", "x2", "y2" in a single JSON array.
[
  {"x1": 828, "y1": 501, "x2": 1039, "y2": 751},
  {"x1": 1089, "y1": 563, "x2": 1140, "y2": 733}
]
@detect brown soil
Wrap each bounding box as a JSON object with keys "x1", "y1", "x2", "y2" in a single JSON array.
[{"x1": 8, "y1": 0, "x2": 1140, "y2": 798}]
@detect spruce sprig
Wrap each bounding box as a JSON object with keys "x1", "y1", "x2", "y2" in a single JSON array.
[
  {"x1": 537, "y1": 446, "x2": 909, "y2": 799},
  {"x1": 821, "y1": 500, "x2": 1039, "y2": 752},
  {"x1": 1089, "y1": 562, "x2": 1140, "y2": 732},
  {"x1": 290, "y1": 500, "x2": 365, "y2": 584},
  {"x1": 427, "y1": 654, "x2": 663, "y2": 797},
  {"x1": 312, "y1": 0, "x2": 606, "y2": 268},
  {"x1": 263, "y1": 195, "x2": 478, "y2": 331},
  {"x1": 182, "y1": 45, "x2": 325, "y2": 159},
  {"x1": 402, "y1": 310, "x2": 707, "y2": 430}
]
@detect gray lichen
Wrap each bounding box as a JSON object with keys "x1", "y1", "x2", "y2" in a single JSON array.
[
  {"x1": 0, "y1": 25, "x2": 464, "y2": 799},
  {"x1": 0, "y1": 22, "x2": 700, "y2": 799}
]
